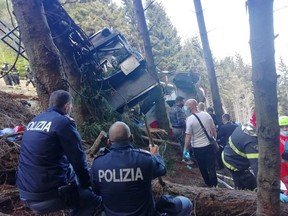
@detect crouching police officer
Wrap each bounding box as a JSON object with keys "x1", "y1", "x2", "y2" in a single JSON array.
[
  {"x1": 16, "y1": 90, "x2": 102, "y2": 215},
  {"x1": 91, "y1": 121, "x2": 192, "y2": 216}
]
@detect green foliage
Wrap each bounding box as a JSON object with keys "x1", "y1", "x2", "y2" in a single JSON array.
[
  {"x1": 216, "y1": 54, "x2": 254, "y2": 122},
  {"x1": 277, "y1": 57, "x2": 288, "y2": 115},
  {"x1": 145, "y1": 1, "x2": 181, "y2": 72},
  {"x1": 64, "y1": 1, "x2": 137, "y2": 43},
  {"x1": 0, "y1": 1, "x2": 29, "y2": 77},
  {"x1": 176, "y1": 36, "x2": 210, "y2": 95}
]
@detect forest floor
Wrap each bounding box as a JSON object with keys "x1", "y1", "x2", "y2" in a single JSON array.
[{"x1": 0, "y1": 78, "x2": 234, "y2": 216}]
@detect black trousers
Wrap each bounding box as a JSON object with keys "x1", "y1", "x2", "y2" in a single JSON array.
[
  {"x1": 193, "y1": 145, "x2": 217, "y2": 187},
  {"x1": 229, "y1": 169, "x2": 257, "y2": 190},
  {"x1": 216, "y1": 146, "x2": 224, "y2": 170}
]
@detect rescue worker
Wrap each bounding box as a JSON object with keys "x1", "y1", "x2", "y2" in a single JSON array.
[
  {"x1": 11, "y1": 66, "x2": 20, "y2": 85},
  {"x1": 25, "y1": 66, "x2": 35, "y2": 87},
  {"x1": 222, "y1": 112, "x2": 258, "y2": 190},
  {"x1": 184, "y1": 99, "x2": 217, "y2": 187},
  {"x1": 279, "y1": 116, "x2": 288, "y2": 202},
  {"x1": 197, "y1": 102, "x2": 205, "y2": 112},
  {"x1": 16, "y1": 90, "x2": 102, "y2": 215},
  {"x1": 207, "y1": 107, "x2": 219, "y2": 128},
  {"x1": 169, "y1": 96, "x2": 186, "y2": 156},
  {"x1": 216, "y1": 113, "x2": 238, "y2": 169},
  {"x1": 91, "y1": 121, "x2": 192, "y2": 216},
  {"x1": 1, "y1": 62, "x2": 13, "y2": 86},
  {"x1": 280, "y1": 116, "x2": 288, "y2": 186}
]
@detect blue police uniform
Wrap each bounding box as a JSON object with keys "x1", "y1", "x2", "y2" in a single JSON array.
[
  {"x1": 91, "y1": 143, "x2": 166, "y2": 216},
  {"x1": 17, "y1": 107, "x2": 101, "y2": 215}
]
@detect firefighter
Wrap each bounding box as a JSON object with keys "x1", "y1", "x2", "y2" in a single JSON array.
[
  {"x1": 222, "y1": 112, "x2": 258, "y2": 190},
  {"x1": 279, "y1": 116, "x2": 288, "y2": 187},
  {"x1": 279, "y1": 116, "x2": 288, "y2": 202}
]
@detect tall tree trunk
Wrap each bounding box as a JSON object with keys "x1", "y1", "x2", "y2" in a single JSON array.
[
  {"x1": 43, "y1": 0, "x2": 89, "y2": 124},
  {"x1": 133, "y1": 0, "x2": 171, "y2": 134},
  {"x1": 247, "y1": 0, "x2": 280, "y2": 215},
  {"x1": 12, "y1": 0, "x2": 68, "y2": 110},
  {"x1": 193, "y1": 0, "x2": 224, "y2": 124}
]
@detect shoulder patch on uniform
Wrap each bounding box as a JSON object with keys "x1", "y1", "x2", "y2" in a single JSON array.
[
  {"x1": 133, "y1": 148, "x2": 151, "y2": 155},
  {"x1": 94, "y1": 147, "x2": 110, "y2": 159}
]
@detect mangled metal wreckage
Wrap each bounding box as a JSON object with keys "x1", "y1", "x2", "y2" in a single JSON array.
[{"x1": 0, "y1": 0, "x2": 204, "y2": 112}]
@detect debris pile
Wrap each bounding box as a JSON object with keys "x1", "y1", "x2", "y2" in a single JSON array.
[
  {"x1": 0, "y1": 91, "x2": 34, "y2": 129},
  {"x1": 0, "y1": 91, "x2": 35, "y2": 215}
]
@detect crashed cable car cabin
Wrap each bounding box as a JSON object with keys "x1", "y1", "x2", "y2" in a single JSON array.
[{"x1": 88, "y1": 28, "x2": 158, "y2": 111}]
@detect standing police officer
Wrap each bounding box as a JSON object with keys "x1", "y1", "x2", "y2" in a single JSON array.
[
  {"x1": 25, "y1": 65, "x2": 35, "y2": 87},
  {"x1": 11, "y1": 66, "x2": 20, "y2": 85},
  {"x1": 91, "y1": 121, "x2": 192, "y2": 216},
  {"x1": 17, "y1": 90, "x2": 102, "y2": 215}
]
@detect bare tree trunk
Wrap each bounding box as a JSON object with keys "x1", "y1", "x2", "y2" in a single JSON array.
[
  {"x1": 247, "y1": 0, "x2": 280, "y2": 215},
  {"x1": 133, "y1": 0, "x2": 171, "y2": 134},
  {"x1": 12, "y1": 0, "x2": 68, "y2": 110},
  {"x1": 152, "y1": 181, "x2": 288, "y2": 216},
  {"x1": 42, "y1": 0, "x2": 89, "y2": 124},
  {"x1": 193, "y1": 0, "x2": 224, "y2": 124}
]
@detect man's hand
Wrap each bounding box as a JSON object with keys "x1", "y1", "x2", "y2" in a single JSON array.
[
  {"x1": 149, "y1": 144, "x2": 159, "y2": 155},
  {"x1": 280, "y1": 193, "x2": 288, "y2": 203},
  {"x1": 183, "y1": 149, "x2": 190, "y2": 160}
]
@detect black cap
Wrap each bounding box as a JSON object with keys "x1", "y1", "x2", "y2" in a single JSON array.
[{"x1": 175, "y1": 96, "x2": 184, "y2": 103}]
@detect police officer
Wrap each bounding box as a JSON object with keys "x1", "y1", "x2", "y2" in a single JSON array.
[
  {"x1": 216, "y1": 113, "x2": 238, "y2": 169},
  {"x1": 17, "y1": 90, "x2": 102, "y2": 215},
  {"x1": 25, "y1": 65, "x2": 35, "y2": 87},
  {"x1": 222, "y1": 112, "x2": 258, "y2": 190},
  {"x1": 91, "y1": 121, "x2": 192, "y2": 216},
  {"x1": 1, "y1": 62, "x2": 13, "y2": 86},
  {"x1": 11, "y1": 66, "x2": 20, "y2": 85}
]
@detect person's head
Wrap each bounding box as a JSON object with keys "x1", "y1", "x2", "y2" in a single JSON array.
[
  {"x1": 207, "y1": 107, "x2": 214, "y2": 115},
  {"x1": 279, "y1": 116, "x2": 288, "y2": 137},
  {"x1": 185, "y1": 99, "x2": 198, "y2": 113},
  {"x1": 108, "y1": 121, "x2": 132, "y2": 144},
  {"x1": 198, "y1": 102, "x2": 205, "y2": 112},
  {"x1": 49, "y1": 90, "x2": 73, "y2": 116},
  {"x1": 222, "y1": 113, "x2": 231, "y2": 124},
  {"x1": 175, "y1": 96, "x2": 185, "y2": 108}
]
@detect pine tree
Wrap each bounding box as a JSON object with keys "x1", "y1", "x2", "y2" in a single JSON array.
[
  {"x1": 145, "y1": 1, "x2": 181, "y2": 72},
  {"x1": 277, "y1": 57, "x2": 288, "y2": 115}
]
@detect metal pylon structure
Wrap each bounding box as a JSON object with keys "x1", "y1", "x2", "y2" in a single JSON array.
[{"x1": 0, "y1": 19, "x2": 28, "y2": 61}]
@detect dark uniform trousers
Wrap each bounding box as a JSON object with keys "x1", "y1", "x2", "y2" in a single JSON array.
[{"x1": 193, "y1": 145, "x2": 217, "y2": 187}]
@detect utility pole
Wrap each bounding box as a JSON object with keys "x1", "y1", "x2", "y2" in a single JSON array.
[
  {"x1": 133, "y1": 0, "x2": 171, "y2": 135},
  {"x1": 193, "y1": 0, "x2": 224, "y2": 123}
]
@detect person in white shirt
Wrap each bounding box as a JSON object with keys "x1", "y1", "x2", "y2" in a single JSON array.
[{"x1": 183, "y1": 99, "x2": 218, "y2": 187}]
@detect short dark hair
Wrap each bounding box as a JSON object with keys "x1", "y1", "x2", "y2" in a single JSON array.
[
  {"x1": 207, "y1": 107, "x2": 214, "y2": 113},
  {"x1": 175, "y1": 96, "x2": 184, "y2": 103},
  {"x1": 222, "y1": 113, "x2": 231, "y2": 121},
  {"x1": 49, "y1": 90, "x2": 72, "y2": 109}
]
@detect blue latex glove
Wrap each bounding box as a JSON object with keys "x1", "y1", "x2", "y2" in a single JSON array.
[
  {"x1": 280, "y1": 193, "x2": 288, "y2": 203},
  {"x1": 183, "y1": 149, "x2": 190, "y2": 160}
]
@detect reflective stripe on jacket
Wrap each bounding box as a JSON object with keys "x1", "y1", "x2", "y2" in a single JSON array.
[{"x1": 222, "y1": 125, "x2": 258, "y2": 176}]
